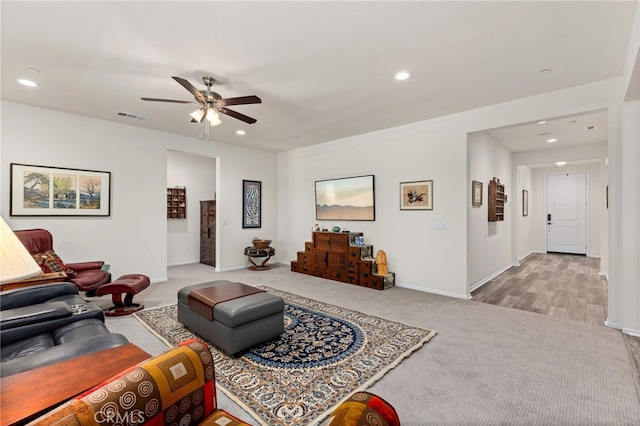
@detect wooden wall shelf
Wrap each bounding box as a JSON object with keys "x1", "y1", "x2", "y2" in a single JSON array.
[
  {"x1": 167, "y1": 187, "x2": 186, "y2": 219},
  {"x1": 488, "y1": 178, "x2": 505, "y2": 222}
]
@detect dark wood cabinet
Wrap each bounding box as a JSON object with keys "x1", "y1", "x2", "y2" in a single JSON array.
[
  {"x1": 291, "y1": 231, "x2": 394, "y2": 290},
  {"x1": 488, "y1": 178, "x2": 505, "y2": 222},
  {"x1": 167, "y1": 187, "x2": 186, "y2": 219},
  {"x1": 200, "y1": 200, "x2": 216, "y2": 267}
]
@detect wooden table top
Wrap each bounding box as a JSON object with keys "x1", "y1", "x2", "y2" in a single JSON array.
[{"x1": 0, "y1": 343, "x2": 151, "y2": 425}]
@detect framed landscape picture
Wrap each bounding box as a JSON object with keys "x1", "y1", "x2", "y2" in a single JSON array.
[
  {"x1": 400, "y1": 180, "x2": 433, "y2": 210},
  {"x1": 315, "y1": 175, "x2": 375, "y2": 221},
  {"x1": 10, "y1": 163, "x2": 111, "y2": 216},
  {"x1": 242, "y1": 180, "x2": 262, "y2": 228}
]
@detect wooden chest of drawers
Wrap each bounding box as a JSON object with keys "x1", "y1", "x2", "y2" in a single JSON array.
[{"x1": 290, "y1": 231, "x2": 394, "y2": 290}]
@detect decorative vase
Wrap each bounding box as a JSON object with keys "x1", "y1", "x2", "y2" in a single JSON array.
[{"x1": 332, "y1": 226, "x2": 341, "y2": 232}]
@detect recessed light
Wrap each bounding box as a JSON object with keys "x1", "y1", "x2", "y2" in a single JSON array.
[
  {"x1": 547, "y1": 138, "x2": 558, "y2": 143},
  {"x1": 17, "y1": 79, "x2": 38, "y2": 87},
  {"x1": 395, "y1": 71, "x2": 410, "y2": 81},
  {"x1": 236, "y1": 130, "x2": 246, "y2": 135},
  {"x1": 555, "y1": 161, "x2": 567, "y2": 167},
  {"x1": 538, "y1": 121, "x2": 547, "y2": 125}
]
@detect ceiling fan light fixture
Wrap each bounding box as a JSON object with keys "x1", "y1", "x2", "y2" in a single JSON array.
[
  {"x1": 190, "y1": 108, "x2": 205, "y2": 122},
  {"x1": 206, "y1": 108, "x2": 221, "y2": 126}
]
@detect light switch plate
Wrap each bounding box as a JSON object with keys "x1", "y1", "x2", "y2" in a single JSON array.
[{"x1": 435, "y1": 221, "x2": 447, "y2": 230}]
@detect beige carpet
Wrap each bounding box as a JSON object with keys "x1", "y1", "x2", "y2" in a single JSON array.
[
  {"x1": 100, "y1": 263, "x2": 640, "y2": 425},
  {"x1": 132, "y1": 287, "x2": 435, "y2": 426}
]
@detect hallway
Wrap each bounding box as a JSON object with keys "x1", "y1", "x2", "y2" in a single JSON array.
[{"x1": 471, "y1": 252, "x2": 607, "y2": 325}]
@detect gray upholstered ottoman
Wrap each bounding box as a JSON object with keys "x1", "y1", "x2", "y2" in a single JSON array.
[{"x1": 177, "y1": 280, "x2": 284, "y2": 355}]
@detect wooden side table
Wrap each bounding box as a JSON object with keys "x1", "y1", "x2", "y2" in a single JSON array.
[
  {"x1": 244, "y1": 246, "x2": 276, "y2": 271},
  {"x1": 0, "y1": 343, "x2": 151, "y2": 425},
  {"x1": 0, "y1": 271, "x2": 68, "y2": 291}
]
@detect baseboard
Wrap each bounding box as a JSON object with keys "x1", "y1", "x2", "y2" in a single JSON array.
[
  {"x1": 518, "y1": 250, "x2": 534, "y2": 261},
  {"x1": 605, "y1": 320, "x2": 640, "y2": 337},
  {"x1": 217, "y1": 265, "x2": 248, "y2": 272},
  {"x1": 623, "y1": 328, "x2": 640, "y2": 337},
  {"x1": 167, "y1": 260, "x2": 199, "y2": 267},
  {"x1": 599, "y1": 271, "x2": 608, "y2": 279},
  {"x1": 469, "y1": 263, "x2": 514, "y2": 294},
  {"x1": 605, "y1": 320, "x2": 622, "y2": 330},
  {"x1": 395, "y1": 282, "x2": 468, "y2": 300},
  {"x1": 150, "y1": 276, "x2": 168, "y2": 284}
]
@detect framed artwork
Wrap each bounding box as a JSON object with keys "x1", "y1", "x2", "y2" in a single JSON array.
[
  {"x1": 522, "y1": 189, "x2": 528, "y2": 216},
  {"x1": 10, "y1": 163, "x2": 111, "y2": 216},
  {"x1": 315, "y1": 175, "x2": 375, "y2": 220},
  {"x1": 472, "y1": 180, "x2": 483, "y2": 207},
  {"x1": 400, "y1": 180, "x2": 433, "y2": 210},
  {"x1": 242, "y1": 180, "x2": 262, "y2": 228}
]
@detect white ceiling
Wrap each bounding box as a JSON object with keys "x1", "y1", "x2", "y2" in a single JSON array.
[{"x1": 1, "y1": 1, "x2": 636, "y2": 152}]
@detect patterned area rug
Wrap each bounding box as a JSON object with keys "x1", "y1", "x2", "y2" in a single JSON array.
[{"x1": 133, "y1": 286, "x2": 436, "y2": 426}]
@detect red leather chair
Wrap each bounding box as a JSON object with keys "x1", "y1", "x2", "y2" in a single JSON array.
[{"x1": 15, "y1": 228, "x2": 111, "y2": 293}]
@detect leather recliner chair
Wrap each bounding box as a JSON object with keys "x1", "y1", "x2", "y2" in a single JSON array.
[
  {"x1": 0, "y1": 283, "x2": 129, "y2": 377},
  {"x1": 14, "y1": 228, "x2": 111, "y2": 293}
]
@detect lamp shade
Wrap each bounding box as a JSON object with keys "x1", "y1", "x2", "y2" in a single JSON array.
[
  {"x1": 206, "y1": 108, "x2": 221, "y2": 126},
  {"x1": 0, "y1": 217, "x2": 41, "y2": 284}
]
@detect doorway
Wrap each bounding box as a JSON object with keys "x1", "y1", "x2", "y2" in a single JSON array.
[{"x1": 546, "y1": 172, "x2": 588, "y2": 255}]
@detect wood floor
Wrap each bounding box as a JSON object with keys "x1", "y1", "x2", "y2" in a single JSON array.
[{"x1": 471, "y1": 252, "x2": 607, "y2": 325}]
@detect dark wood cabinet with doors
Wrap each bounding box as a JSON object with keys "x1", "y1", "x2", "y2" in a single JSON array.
[
  {"x1": 200, "y1": 200, "x2": 216, "y2": 267},
  {"x1": 488, "y1": 177, "x2": 505, "y2": 222},
  {"x1": 291, "y1": 231, "x2": 394, "y2": 290}
]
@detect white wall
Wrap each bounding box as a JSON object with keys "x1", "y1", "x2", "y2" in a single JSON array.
[
  {"x1": 518, "y1": 165, "x2": 533, "y2": 260},
  {"x1": 1, "y1": 101, "x2": 278, "y2": 282},
  {"x1": 167, "y1": 150, "x2": 216, "y2": 266},
  {"x1": 278, "y1": 78, "x2": 623, "y2": 299},
  {"x1": 468, "y1": 131, "x2": 513, "y2": 289}
]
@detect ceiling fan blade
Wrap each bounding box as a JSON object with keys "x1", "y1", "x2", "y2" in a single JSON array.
[
  {"x1": 141, "y1": 97, "x2": 199, "y2": 104},
  {"x1": 172, "y1": 76, "x2": 205, "y2": 103},
  {"x1": 219, "y1": 107, "x2": 257, "y2": 124},
  {"x1": 217, "y1": 95, "x2": 262, "y2": 106}
]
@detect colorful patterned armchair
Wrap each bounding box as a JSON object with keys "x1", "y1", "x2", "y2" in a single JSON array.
[
  {"x1": 29, "y1": 339, "x2": 400, "y2": 426},
  {"x1": 28, "y1": 339, "x2": 250, "y2": 426}
]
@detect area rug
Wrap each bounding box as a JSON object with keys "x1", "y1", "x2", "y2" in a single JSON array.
[{"x1": 133, "y1": 286, "x2": 436, "y2": 426}]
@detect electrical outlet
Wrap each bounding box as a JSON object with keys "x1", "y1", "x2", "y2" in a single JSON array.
[{"x1": 435, "y1": 221, "x2": 447, "y2": 230}]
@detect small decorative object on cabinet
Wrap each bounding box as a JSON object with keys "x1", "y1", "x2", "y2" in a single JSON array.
[
  {"x1": 167, "y1": 187, "x2": 186, "y2": 219},
  {"x1": 291, "y1": 231, "x2": 395, "y2": 290},
  {"x1": 488, "y1": 178, "x2": 505, "y2": 222},
  {"x1": 200, "y1": 200, "x2": 216, "y2": 266}
]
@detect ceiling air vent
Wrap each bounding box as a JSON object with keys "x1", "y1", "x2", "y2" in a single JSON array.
[{"x1": 117, "y1": 111, "x2": 147, "y2": 121}]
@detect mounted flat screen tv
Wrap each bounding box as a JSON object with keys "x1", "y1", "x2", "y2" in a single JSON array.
[{"x1": 315, "y1": 175, "x2": 375, "y2": 221}]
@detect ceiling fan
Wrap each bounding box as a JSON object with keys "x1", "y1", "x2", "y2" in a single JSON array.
[{"x1": 141, "y1": 76, "x2": 261, "y2": 126}]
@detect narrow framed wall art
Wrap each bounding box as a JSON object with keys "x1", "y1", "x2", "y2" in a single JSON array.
[{"x1": 242, "y1": 180, "x2": 262, "y2": 228}]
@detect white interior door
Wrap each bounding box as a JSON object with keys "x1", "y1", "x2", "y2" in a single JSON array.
[{"x1": 546, "y1": 173, "x2": 587, "y2": 254}]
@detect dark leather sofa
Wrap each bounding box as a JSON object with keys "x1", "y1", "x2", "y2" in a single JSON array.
[{"x1": 0, "y1": 283, "x2": 129, "y2": 377}]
